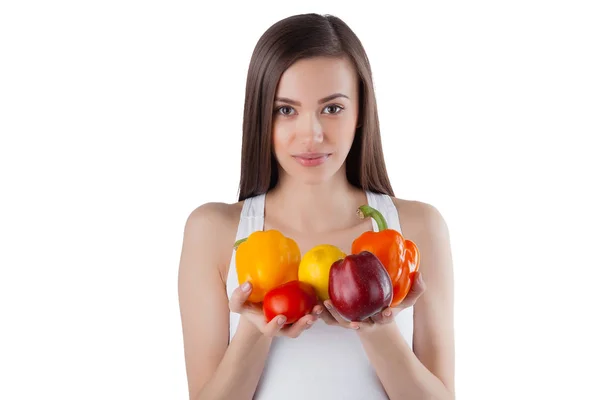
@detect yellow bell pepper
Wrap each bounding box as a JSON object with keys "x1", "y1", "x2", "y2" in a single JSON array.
[
  {"x1": 234, "y1": 230, "x2": 301, "y2": 303},
  {"x1": 298, "y1": 244, "x2": 346, "y2": 301}
]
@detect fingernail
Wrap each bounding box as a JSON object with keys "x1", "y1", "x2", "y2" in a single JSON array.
[
  {"x1": 307, "y1": 319, "x2": 314, "y2": 325},
  {"x1": 352, "y1": 324, "x2": 360, "y2": 330},
  {"x1": 384, "y1": 310, "x2": 392, "y2": 317},
  {"x1": 418, "y1": 273, "x2": 424, "y2": 284},
  {"x1": 316, "y1": 308, "x2": 323, "y2": 315},
  {"x1": 241, "y1": 281, "x2": 251, "y2": 292},
  {"x1": 278, "y1": 317, "x2": 286, "y2": 325}
]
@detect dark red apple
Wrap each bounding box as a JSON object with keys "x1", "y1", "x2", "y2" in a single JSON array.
[{"x1": 328, "y1": 251, "x2": 393, "y2": 322}]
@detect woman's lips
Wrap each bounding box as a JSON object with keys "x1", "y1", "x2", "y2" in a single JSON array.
[{"x1": 292, "y1": 153, "x2": 331, "y2": 167}]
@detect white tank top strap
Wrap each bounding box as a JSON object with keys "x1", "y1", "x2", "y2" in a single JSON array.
[
  {"x1": 242, "y1": 192, "x2": 265, "y2": 219},
  {"x1": 365, "y1": 190, "x2": 403, "y2": 234},
  {"x1": 233, "y1": 193, "x2": 266, "y2": 242}
]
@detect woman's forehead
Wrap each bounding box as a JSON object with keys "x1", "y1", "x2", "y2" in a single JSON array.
[{"x1": 275, "y1": 57, "x2": 359, "y2": 102}]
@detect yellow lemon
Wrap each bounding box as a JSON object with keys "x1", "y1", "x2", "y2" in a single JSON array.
[{"x1": 298, "y1": 244, "x2": 346, "y2": 301}]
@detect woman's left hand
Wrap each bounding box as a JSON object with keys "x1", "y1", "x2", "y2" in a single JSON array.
[{"x1": 320, "y1": 271, "x2": 426, "y2": 331}]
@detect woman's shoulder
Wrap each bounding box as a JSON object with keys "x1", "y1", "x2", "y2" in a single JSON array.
[
  {"x1": 183, "y1": 200, "x2": 245, "y2": 281},
  {"x1": 186, "y1": 200, "x2": 244, "y2": 229},
  {"x1": 389, "y1": 196, "x2": 449, "y2": 239}
]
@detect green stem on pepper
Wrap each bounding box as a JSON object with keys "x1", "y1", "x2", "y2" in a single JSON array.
[
  {"x1": 357, "y1": 205, "x2": 388, "y2": 231},
  {"x1": 233, "y1": 237, "x2": 247, "y2": 250}
]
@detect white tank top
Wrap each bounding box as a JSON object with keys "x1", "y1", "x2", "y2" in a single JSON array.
[{"x1": 226, "y1": 191, "x2": 414, "y2": 399}]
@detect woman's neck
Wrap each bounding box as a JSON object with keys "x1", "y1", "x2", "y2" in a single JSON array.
[{"x1": 265, "y1": 168, "x2": 368, "y2": 234}]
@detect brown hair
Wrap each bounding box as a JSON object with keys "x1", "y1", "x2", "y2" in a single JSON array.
[{"x1": 237, "y1": 13, "x2": 394, "y2": 201}]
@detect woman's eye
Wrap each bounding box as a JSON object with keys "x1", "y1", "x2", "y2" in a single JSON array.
[
  {"x1": 277, "y1": 106, "x2": 295, "y2": 116},
  {"x1": 324, "y1": 105, "x2": 343, "y2": 114}
]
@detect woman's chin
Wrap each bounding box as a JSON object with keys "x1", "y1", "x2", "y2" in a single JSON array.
[{"x1": 281, "y1": 165, "x2": 342, "y2": 185}]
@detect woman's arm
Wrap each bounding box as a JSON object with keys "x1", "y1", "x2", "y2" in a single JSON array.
[
  {"x1": 178, "y1": 203, "x2": 272, "y2": 400},
  {"x1": 194, "y1": 319, "x2": 274, "y2": 400},
  {"x1": 358, "y1": 323, "x2": 453, "y2": 400},
  {"x1": 358, "y1": 201, "x2": 455, "y2": 400}
]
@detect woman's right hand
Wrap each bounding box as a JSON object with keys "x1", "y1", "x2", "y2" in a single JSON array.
[{"x1": 229, "y1": 281, "x2": 323, "y2": 338}]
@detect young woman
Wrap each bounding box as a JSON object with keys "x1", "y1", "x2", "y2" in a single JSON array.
[{"x1": 178, "y1": 13, "x2": 455, "y2": 400}]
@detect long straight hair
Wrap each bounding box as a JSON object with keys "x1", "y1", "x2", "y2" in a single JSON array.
[{"x1": 237, "y1": 13, "x2": 394, "y2": 201}]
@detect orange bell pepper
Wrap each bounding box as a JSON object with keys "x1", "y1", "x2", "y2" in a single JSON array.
[
  {"x1": 234, "y1": 230, "x2": 301, "y2": 303},
  {"x1": 351, "y1": 205, "x2": 420, "y2": 307}
]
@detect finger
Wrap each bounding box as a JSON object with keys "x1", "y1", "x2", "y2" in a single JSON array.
[
  {"x1": 312, "y1": 304, "x2": 324, "y2": 317},
  {"x1": 229, "y1": 281, "x2": 253, "y2": 314},
  {"x1": 323, "y1": 300, "x2": 354, "y2": 328},
  {"x1": 282, "y1": 313, "x2": 317, "y2": 338},
  {"x1": 397, "y1": 272, "x2": 427, "y2": 309},
  {"x1": 349, "y1": 318, "x2": 373, "y2": 330},
  {"x1": 371, "y1": 307, "x2": 394, "y2": 325},
  {"x1": 263, "y1": 314, "x2": 287, "y2": 337},
  {"x1": 414, "y1": 271, "x2": 426, "y2": 292},
  {"x1": 406, "y1": 271, "x2": 426, "y2": 300},
  {"x1": 318, "y1": 307, "x2": 339, "y2": 325}
]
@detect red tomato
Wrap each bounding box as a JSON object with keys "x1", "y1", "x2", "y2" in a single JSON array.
[{"x1": 263, "y1": 280, "x2": 318, "y2": 324}]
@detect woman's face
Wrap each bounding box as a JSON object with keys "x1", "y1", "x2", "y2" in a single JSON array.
[{"x1": 272, "y1": 56, "x2": 360, "y2": 185}]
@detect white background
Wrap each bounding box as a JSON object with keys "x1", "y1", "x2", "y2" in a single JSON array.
[{"x1": 1, "y1": 1, "x2": 599, "y2": 399}]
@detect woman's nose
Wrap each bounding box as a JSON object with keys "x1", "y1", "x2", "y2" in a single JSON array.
[{"x1": 296, "y1": 113, "x2": 323, "y2": 144}]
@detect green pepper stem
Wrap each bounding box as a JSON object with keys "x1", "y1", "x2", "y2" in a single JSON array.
[
  {"x1": 357, "y1": 205, "x2": 388, "y2": 231},
  {"x1": 233, "y1": 237, "x2": 247, "y2": 250}
]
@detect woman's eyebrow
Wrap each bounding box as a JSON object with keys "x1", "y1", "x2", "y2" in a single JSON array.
[{"x1": 274, "y1": 93, "x2": 349, "y2": 106}]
